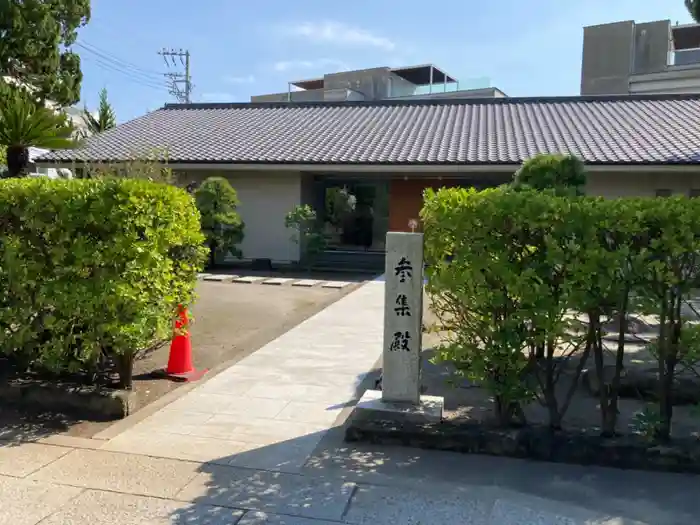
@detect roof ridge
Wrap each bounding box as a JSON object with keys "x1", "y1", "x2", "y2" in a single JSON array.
[{"x1": 161, "y1": 93, "x2": 700, "y2": 111}]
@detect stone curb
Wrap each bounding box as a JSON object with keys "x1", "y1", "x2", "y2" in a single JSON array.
[{"x1": 345, "y1": 418, "x2": 700, "y2": 474}]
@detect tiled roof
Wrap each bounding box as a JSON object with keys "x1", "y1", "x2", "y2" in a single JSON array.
[{"x1": 38, "y1": 95, "x2": 700, "y2": 165}]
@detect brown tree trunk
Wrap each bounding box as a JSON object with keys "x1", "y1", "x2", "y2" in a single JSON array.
[
  {"x1": 116, "y1": 352, "x2": 135, "y2": 390},
  {"x1": 604, "y1": 290, "x2": 631, "y2": 436}
]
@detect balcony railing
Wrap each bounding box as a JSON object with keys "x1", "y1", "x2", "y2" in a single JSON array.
[{"x1": 387, "y1": 76, "x2": 491, "y2": 99}]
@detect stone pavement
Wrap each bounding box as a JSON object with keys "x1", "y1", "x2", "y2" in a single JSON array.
[{"x1": 1, "y1": 280, "x2": 699, "y2": 524}]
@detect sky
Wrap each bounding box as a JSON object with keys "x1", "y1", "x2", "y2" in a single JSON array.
[{"x1": 76, "y1": 0, "x2": 693, "y2": 122}]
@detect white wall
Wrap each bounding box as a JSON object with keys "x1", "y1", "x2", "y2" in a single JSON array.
[
  {"x1": 586, "y1": 172, "x2": 700, "y2": 197},
  {"x1": 177, "y1": 170, "x2": 302, "y2": 263}
]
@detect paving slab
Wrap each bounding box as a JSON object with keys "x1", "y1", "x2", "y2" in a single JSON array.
[
  {"x1": 321, "y1": 281, "x2": 353, "y2": 289},
  {"x1": 275, "y1": 401, "x2": 345, "y2": 425},
  {"x1": 164, "y1": 393, "x2": 289, "y2": 418},
  {"x1": 0, "y1": 475, "x2": 83, "y2": 525},
  {"x1": 233, "y1": 276, "x2": 267, "y2": 284},
  {"x1": 0, "y1": 442, "x2": 72, "y2": 478},
  {"x1": 291, "y1": 279, "x2": 324, "y2": 287},
  {"x1": 101, "y1": 430, "x2": 249, "y2": 464},
  {"x1": 344, "y1": 484, "x2": 492, "y2": 525},
  {"x1": 30, "y1": 449, "x2": 200, "y2": 499},
  {"x1": 203, "y1": 274, "x2": 236, "y2": 282},
  {"x1": 488, "y1": 499, "x2": 575, "y2": 525},
  {"x1": 39, "y1": 489, "x2": 244, "y2": 525},
  {"x1": 176, "y1": 464, "x2": 355, "y2": 521},
  {"x1": 225, "y1": 441, "x2": 321, "y2": 473},
  {"x1": 197, "y1": 273, "x2": 214, "y2": 279},
  {"x1": 188, "y1": 414, "x2": 327, "y2": 444},
  {"x1": 238, "y1": 511, "x2": 340, "y2": 524},
  {"x1": 262, "y1": 277, "x2": 294, "y2": 285}
]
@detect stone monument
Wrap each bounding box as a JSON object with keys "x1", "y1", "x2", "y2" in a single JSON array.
[{"x1": 354, "y1": 232, "x2": 444, "y2": 423}]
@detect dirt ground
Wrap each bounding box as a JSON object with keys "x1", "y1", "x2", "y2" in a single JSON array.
[
  {"x1": 420, "y1": 298, "x2": 700, "y2": 437},
  {"x1": 0, "y1": 276, "x2": 363, "y2": 441}
]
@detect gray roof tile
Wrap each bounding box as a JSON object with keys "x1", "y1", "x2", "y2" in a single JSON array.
[{"x1": 38, "y1": 95, "x2": 700, "y2": 165}]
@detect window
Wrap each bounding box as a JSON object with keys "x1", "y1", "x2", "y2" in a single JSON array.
[{"x1": 655, "y1": 189, "x2": 672, "y2": 198}]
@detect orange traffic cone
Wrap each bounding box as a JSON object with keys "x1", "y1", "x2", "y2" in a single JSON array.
[{"x1": 164, "y1": 306, "x2": 207, "y2": 382}]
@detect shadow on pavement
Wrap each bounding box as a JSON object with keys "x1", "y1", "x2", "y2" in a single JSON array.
[{"x1": 162, "y1": 363, "x2": 700, "y2": 525}]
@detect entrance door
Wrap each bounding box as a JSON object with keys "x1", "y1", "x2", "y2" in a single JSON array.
[{"x1": 321, "y1": 180, "x2": 389, "y2": 252}]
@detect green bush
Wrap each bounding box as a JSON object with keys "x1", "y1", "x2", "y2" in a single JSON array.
[
  {"x1": 285, "y1": 204, "x2": 326, "y2": 271},
  {"x1": 194, "y1": 177, "x2": 244, "y2": 268},
  {"x1": 511, "y1": 153, "x2": 586, "y2": 196},
  {"x1": 0, "y1": 178, "x2": 207, "y2": 388},
  {"x1": 422, "y1": 187, "x2": 700, "y2": 439}
]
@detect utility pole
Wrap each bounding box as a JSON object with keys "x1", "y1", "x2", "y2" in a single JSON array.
[{"x1": 158, "y1": 48, "x2": 192, "y2": 103}]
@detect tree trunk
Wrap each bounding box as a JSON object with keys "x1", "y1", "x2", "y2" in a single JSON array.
[
  {"x1": 6, "y1": 145, "x2": 29, "y2": 178},
  {"x1": 605, "y1": 290, "x2": 631, "y2": 436},
  {"x1": 116, "y1": 352, "x2": 135, "y2": 390},
  {"x1": 590, "y1": 311, "x2": 614, "y2": 436},
  {"x1": 535, "y1": 341, "x2": 545, "y2": 359},
  {"x1": 208, "y1": 241, "x2": 217, "y2": 270}
]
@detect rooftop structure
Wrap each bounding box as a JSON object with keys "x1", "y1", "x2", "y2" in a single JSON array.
[{"x1": 251, "y1": 64, "x2": 501, "y2": 103}]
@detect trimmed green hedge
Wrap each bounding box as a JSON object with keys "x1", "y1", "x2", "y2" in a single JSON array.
[
  {"x1": 422, "y1": 187, "x2": 700, "y2": 440},
  {"x1": 0, "y1": 178, "x2": 207, "y2": 387}
]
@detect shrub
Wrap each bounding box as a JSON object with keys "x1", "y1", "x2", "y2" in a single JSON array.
[
  {"x1": 0, "y1": 178, "x2": 207, "y2": 388},
  {"x1": 285, "y1": 204, "x2": 326, "y2": 271},
  {"x1": 422, "y1": 187, "x2": 700, "y2": 439},
  {"x1": 194, "y1": 177, "x2": 244, "y2": 268},
  {"x1": 511, "y1": 153, "x2": 586, "y2": 196}
]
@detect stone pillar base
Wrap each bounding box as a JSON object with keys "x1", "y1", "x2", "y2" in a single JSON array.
[{"x1": 352, "y1": 389, "x2": 444, "y2": 424}]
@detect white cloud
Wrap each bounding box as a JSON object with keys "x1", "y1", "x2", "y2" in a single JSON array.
[
  {"x1": 285, "y1": 21, "x2": 395, "y2": 51},
  {"x1": 272, "y1": 58, "x2": 349, "y2": 73},
  {"x1": 223, "y1": 74, "x2": 255, "y2": 84},
  {"x1": 200, "y1": 92, "x2": 234, "y2": 101}
]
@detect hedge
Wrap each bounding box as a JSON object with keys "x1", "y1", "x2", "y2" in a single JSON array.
[
  {"x1": 422, "y1": 187, "x2": 700, "y2": 441},
  {"x1": 0, "y1": 178, "x2": 207, "y2": 388}
]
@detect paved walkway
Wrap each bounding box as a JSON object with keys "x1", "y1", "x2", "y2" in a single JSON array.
[{"x1": 1, "y1": 281, "x2": 699, "y2": 524}]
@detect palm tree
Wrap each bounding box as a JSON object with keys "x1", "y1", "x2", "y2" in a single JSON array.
[
  {"x1": 82, "y1": 88, "x2": 116, "y2": 136},
  {"x1": 687, "y1": 0, "x2": 700, "y2": 22},
  {"x1": 0, "y1": 84, "x2": 77, "y2": 178}
]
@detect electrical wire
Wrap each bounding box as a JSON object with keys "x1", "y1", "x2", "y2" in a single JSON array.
[
  {"x1": 76, "y1": 40, "x2": 165, "y2": 81},
  {"x1": 78, "y1": 53, "x2": 169, "y2": 92}
]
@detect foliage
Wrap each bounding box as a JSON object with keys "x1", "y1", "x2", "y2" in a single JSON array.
[
  {"x1": 285, "y1": 204, "x2": 326, "y2": 271},
  {"x1": 511, "y1": 154, "x2": 587, "y2": 196},
  {"x1": 0, "y1": 0, "x2": 91, "y2": 106},
  {"x1": 194, "y1": 177, "x2": 244, "y2": 268},
  {"x1": 78, "y1": 152, "x2": 174, "y2": 183},
  {"x1": 422, "y1": 187, "x2": 700, "y2": 440},
  {"x1": 0, "y1": 178, "x2": 207, "y2": 388},
  {"x1": 81, "y1": 88, "x2": 116, "y2": 136},
  {"x1": 687, "y1": 0, "x2": 700, "y2": 22},
  {"x1": 0, "y1": 83, "x2": 77, "y2": 177}
]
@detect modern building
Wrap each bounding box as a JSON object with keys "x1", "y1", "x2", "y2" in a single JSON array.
[
  {"x1": 36, "y1": 94, "x2": 700, "y2": 270},
  {"x1": 581, "y1": 19, "x2": 700, "y2": 95},
  {"x1": 252, "y1": 64, "x2": 505, "y2": 103}
]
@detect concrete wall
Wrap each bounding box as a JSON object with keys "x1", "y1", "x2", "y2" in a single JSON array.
[
  {"x1": 632, "y1": 20, "x2": 670, "y2": 75},
  {"x1": 586, "y1": 172, "x2": 700, "y2": 197},
  {"x1": 581, "y1": 21, "x2": 636, "y2": 95},
  {"x1": 322, "y1": 67, "x2": 394, "y2": 100},
  {"x1": 175, "y1": 170, "x2": 302, "y2": 263},
  {"x1": 629, "y1": 65, "x2": 700, "y2": 94},
  {"x1": 387, "y1": 72, "x2": 418, "y2": 98}
]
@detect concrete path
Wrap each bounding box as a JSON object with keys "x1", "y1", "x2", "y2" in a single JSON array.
[{"x1": 1, "y1": 280, "x2": 699, "y2": 524}]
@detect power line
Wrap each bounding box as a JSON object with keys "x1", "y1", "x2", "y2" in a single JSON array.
[
  {"x1": 77, "y1": 40, "x2": 165, "y2": 81},
  {"x1": 158, "y1": 48, "x2": 192, "y2": 103},
  {"x1": 79, "y1": 54, "x2": 169, "y2": 92},
  {"x1": 75, "y1": 43, "x2": 168, "y2": 87}
]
